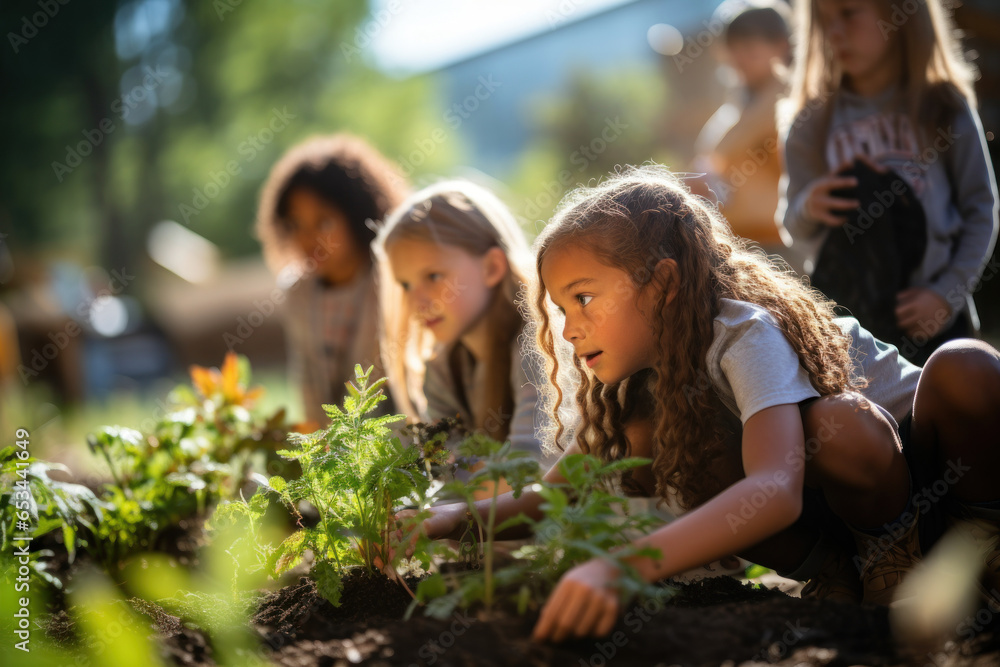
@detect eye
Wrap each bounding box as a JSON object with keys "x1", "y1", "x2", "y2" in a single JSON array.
[
  {"x1": 576, "y1": 294, "x2": 593, "y2": 307},
  {"x1": 399, "y1": 281, "x2": 410, "y2": 292},
  {"x1": 428, "y1": 272, "x2": 443, "y2": 283}
]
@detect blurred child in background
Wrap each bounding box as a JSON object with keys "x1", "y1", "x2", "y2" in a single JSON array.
[
  {"x1": 695, "y1": 0, "x2": 793, "y2": 259},
  {"x1": 257, "y1": 134, "x2": 408, "y2": 428},
  {"x1": 779, "y1": 0, "x2": 997, "y2": 365}
]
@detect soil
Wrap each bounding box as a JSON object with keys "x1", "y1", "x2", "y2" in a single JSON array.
[
  {"x1": 28, "y1": 507, "x2": 1000, "y2": 667},
  {"x1": 37, "y1": 569, "x2": 997, "y2": 667}
]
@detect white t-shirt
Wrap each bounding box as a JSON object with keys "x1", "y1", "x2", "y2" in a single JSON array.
[{"x1": 706, "y1": 299, "x2": 922, "y2": 426}]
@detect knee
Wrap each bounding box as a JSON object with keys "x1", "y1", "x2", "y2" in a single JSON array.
[
  {"x1": 920, "y1": 339, "x2": 1000, "y2": 416},
  {"x1": 801, "y1": 392, "x2": 893, "y2": 445},
  {"x1": 801, "y1": 392, "x2": 900, "y2": 484}
]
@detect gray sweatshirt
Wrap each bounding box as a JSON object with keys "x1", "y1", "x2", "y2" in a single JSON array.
[{"x1": 780, "y1": 85, "x2": 998, "y2": 327}]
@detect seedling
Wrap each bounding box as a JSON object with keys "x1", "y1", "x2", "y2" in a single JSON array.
[{"x1": 262, "y1": 365, "x2": 447, "y2": 605}]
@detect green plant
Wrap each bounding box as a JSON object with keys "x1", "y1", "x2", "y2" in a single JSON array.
[
  {"x1": 413, "y1": 452, "x2": 672, "y2": 619},
  {"x1": 0, "y1": 353, "x2": 291, "y2": 585},
  {"x1": 77, "y1": 352, "x2": 289, "y2": 571},
  {"x1": 521, "y1": 454, "x2": 669, "y2": 599},
  {"x1": 119, "y1": 492, "x2": 279, "y2": 667},
  {"x1": 263, "y1": 365, "x2": 447, "y2": 605},
  {"x1": 206, "y1": 490, "x2": 276, "y2": 598},
  {"x1": 443, "y1": 436, "x2": 542, "y2": 610},
  {"x1": 0, "y1": 444, "x2": 104, "y2": 588}
]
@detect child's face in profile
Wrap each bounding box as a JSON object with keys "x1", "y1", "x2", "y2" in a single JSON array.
[
  {"x1": 387, "y1": 239, "x2": 506, "y2": 347},
  {"x1": 285, "y1": 187, "x2": 365, "y2": 284},
  {"x1": 725, "y1": 36, "x2": 788, "y2": 89},
  {"x1": 540, "y1": 244, "x2": 659, "y2": 386}
]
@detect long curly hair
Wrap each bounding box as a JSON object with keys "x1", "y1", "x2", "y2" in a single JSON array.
[{"x1": 531, "y1": 165, "x2": 863, "y2": 509}]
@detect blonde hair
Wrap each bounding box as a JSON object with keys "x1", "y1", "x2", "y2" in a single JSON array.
[
  {"x1": 787, "y1": 0, "x2": 977, "y2": 140},
  {"x1": 374, "y1": 181, "x2": 533, "y2": 442},
  {"x1": 531, "y1": 165, "x2": 863, "y2": 509}
]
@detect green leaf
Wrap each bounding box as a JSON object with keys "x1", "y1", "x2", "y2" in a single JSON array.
[
  {"x1": 62, "y1": 524, "x2": 77, "y2": 563},
  {"x1": 745, "y1": 563, "x2": 771, "y2": 579},
  {"x1": 414, "y1": 572, "x2": 447, "y2": 601},
  {"x1": 236, "y1": 353, "x2": 253, "y2": 387},
  {"x1": 423, "y1": 589, "x2": 464, "y2": 620},
  {"x1": 494, "y1": 513, "x2": 533, "y2": 535},
  {"x1": 271, "y1": 530, "x2": 306, "y2": 575},
  {"x1": 311, "y1": 560, "x2": 343, "y2": 606}
]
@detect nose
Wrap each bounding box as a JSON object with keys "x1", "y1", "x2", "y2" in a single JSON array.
[
  {"x1": 561, "y1": 314, "x2": 583, "y2": 343},
  {"x1": 826, "y1": 18, "x2": 845, "y2": 42},
  {"x1": 295, "y1": 229, "x2": 314, "y2": 252},
  {"x1": 409, "y1": 286, "x2": 435, "y2": 314}
]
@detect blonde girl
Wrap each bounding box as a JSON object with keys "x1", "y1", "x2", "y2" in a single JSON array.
[
  {"x1": 374, "y1": 181, "x2": 555, "y2": 489},
  {"x1": 389, "y1": 166, "x2": 1000, "y2": 642},
  {"x1": 779, "y1": 0, "x2": 997, "y2": 365}
]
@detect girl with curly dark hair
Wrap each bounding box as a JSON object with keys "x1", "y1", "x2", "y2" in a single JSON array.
[
  {"x1": 256, "y1": 134, "x2": 408, "y2": 426},
  {"x1": 387, "y1": 166, "x2": 1000, "y2": 640}
]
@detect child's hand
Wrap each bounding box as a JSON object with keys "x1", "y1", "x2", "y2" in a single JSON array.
[
  {"x1": 532, "y1": 558, "x2": 622, "y2": 643},
  {"x1": 369, "y1": 509, "x2": 422, "y2": 570},
  {"x1": 896, "y1": 288, "x2": 952, "y2": 339},
  {"x1": 803, "y1": 173, "x2": 860, "y2": 227},
  {"x1": 370, "y1": 504, "x2": 468, "y2": 569}
]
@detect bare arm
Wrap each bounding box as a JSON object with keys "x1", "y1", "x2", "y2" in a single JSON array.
[
  {"x1": 533, "y1": 403, "x2": 806, "y2": 641},
  {"x1": 614, "y1": 403, "x2": 804, "y2": 581},
  {"x1": 428, "y1": 441, "x2": 579, "y2": 541}
]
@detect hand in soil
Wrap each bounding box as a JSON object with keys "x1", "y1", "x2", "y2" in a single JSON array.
[{"x1": 532, "y1": 557, "x2": 623, "y2": 643}]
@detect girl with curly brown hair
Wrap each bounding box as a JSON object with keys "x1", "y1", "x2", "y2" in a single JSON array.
[
  {"x1": 256, "y1": 134, "x2": 408, "y2": 427},
  {"x1": 387, "y1": 165, "x2": 1000, "y2": 640}
]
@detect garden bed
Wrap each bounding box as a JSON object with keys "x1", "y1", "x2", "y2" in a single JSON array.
[
  {"x1": 13, "y1": 361, "x2": 1000, "y2": 667},
  {"x1": 35, "y1": 569, "x2": 999, "y2": 667}
]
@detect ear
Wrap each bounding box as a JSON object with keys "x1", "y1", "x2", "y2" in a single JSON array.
[
  {"x1": 482, "y1": 246, "x2": 509, "y2": 289},
  {"x1": 651, "y1": 258, "x2": 680, "y2": 307}
]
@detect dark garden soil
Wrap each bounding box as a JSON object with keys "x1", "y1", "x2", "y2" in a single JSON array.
[
  {"x1": 29, "y1": 501, "x2": 1000, "y2": 667},
  {"x1": 48, "y1": 569, "x2": 992, "y2": 667}
]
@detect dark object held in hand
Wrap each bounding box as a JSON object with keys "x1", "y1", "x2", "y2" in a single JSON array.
[{"x1": 810, "y1": 158, "x2": 927, "y2": 346}]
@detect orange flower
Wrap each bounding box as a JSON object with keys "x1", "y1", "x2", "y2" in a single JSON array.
[{"x1": 189, "y1": 351, "x2": 265, "y2": 407}]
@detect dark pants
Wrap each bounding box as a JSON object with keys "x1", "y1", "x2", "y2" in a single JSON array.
[{"x1": 887, "y1": 312, "x2": 973, "y2": 367}]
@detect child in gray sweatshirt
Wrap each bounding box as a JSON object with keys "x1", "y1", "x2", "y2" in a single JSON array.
[{"x1": 778, "y1": 0, "x2": 997, "y2": 365}]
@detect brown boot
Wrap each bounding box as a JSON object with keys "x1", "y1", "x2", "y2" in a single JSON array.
[
  {"x1": 950, "y1": 504, "x2": 1000, "y2": 606},
  {"x1": 800, "y1": 546, "x2": 863, "y2": 604},
  {"x1": 850, "y1": 512, "x2": 922, "y2": 606}
]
